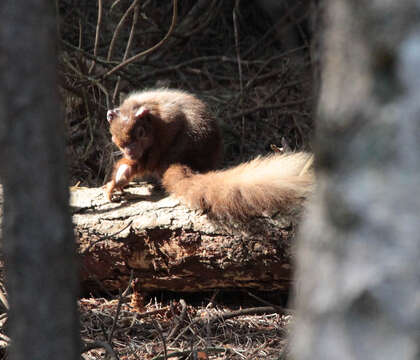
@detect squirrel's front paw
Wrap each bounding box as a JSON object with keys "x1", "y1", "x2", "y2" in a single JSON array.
[{"x1": 104, "y1": 181, "x2": 119, "y2": 202}]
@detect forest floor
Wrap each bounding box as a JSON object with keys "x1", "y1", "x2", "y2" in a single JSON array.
[
  {"x1": 0, "y1": 263, "x2": 292, "y2": 359},
  {"x1": 80, "y1": 291, "x2": 292, "y2": 360}
]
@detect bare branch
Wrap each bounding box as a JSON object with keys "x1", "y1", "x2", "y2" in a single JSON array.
[
  {"x1": 112, "y1": 2, "x2": 140, "y2": 104},
  {"x1": 102, "y1": 0, "x2": 178, "y2": 79},
  {"x1": 233, "y1": 0, "x2": 245, "y2": 155},
  {"x1": 89, "y1": 0, "x2": 103, "y2": 74},
  {"x1": 107, "y1": 0, "x2": 139, "y2": 61}
]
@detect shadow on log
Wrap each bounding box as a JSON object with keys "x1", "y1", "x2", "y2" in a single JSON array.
[{"x1": 71, "y1": 183, "x2": 302, "y2": 294}]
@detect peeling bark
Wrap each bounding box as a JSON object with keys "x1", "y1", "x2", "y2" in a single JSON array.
[{"x1": 70, "y1": 183, "x2": 301, "y2": 294}]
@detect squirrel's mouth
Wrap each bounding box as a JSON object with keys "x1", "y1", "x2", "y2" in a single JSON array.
[{"x1": 123, "y1": 147, "x2": 143, "y2": 160}]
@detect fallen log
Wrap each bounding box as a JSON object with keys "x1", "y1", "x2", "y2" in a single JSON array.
[{"x1": 71, "y1": 182, "x2": 303, "y2": 294}]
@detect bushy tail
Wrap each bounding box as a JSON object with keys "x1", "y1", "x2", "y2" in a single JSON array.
[{"x1": 162, "y1": 152, "x2": 314, "y2": 219}]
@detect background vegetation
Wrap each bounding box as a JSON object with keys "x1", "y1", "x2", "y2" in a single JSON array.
[{"x1": 57, "y1": 0, "x2": 314, "y2": 186}]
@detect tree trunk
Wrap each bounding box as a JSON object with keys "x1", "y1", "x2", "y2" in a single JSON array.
[
  {"x1": 0, "y1": 2, "x2": 80, "y2": 359},
  {"x1": 293, "y1": 1, "x2": 420, "y2": 359},
  {"x1": 70, "y1": 184, "x2": 300, "y2": 294}
]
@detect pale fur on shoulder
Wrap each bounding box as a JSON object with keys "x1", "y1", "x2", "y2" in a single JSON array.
[{"x1": 162, "y1": 152, "x2": 314, "y2": 219}]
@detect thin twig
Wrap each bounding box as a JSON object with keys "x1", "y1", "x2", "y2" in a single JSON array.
[
  {"x1": 107, "y1": 0, "x2": 139, "y2": 61},
  {"x1": 170, "y1": 305, "x2": 282, "y2": 346},
  {"x1": 152, "y1": 319, "x2": 168, "y2": 360},
  {"x1": 102, "y1": 0, "x2": 178, "y2": 79},
  {"x1": 61, "y1": 47, "x2": 111, "y2": 107},
  {"x1": 242, "y1": 1, "x2": 307, "y2": 59},
  {"x1": 233, "y1": 0, "x2": 245, "y2": 156},
  {"x1": 167, "y1": 299, "x2": 187, "y2": 340},
  {"x1": 89, "y1": 0, "x2": 103, "y2": 74},
  {"x1": 182, "y1": 0, "x2": 222, "y2": 38},
  {"x1": 110, "y1": 0, "x2": 124, "y2": 11},
  {"x1": 245, "y1": 291, "x2": 292, "y2": 314},
  {"x1": 230, "y1": 98, "x2": 312, "y2": 120},
  {"x1": 206, "y1": 306, "x2": 282, "y2": 324},
  {"x1": 113, "y1": 2, "x2": 140, "y2": 104},
  {"x1": 135, "y1": 55, "x2": 255, "y2": 82},
  {"x1": 122, "y1": 270, "x2": 135, "y2": 297},
  {"x1": 62, "y1": 39, "x2": 120, "y2": 67},
  {"x1": 134, "y1": 306, "x2": 170, "y2": 320},
  {"x1": 81, "y1": 220, "x2": 133, "y2": 255},
  {"x1": 107, "y1": 291, "x2": 124, "y2": 345},
  {"x1": 108, "y1": 270, "x2": 134, "y2": 344},
  {"x1": 152, "y1": 347, "x2": 226, "y2": 360},
  {"x1": 78, "y1": 17, "x2": 83, "y2": 48},
  {"x1": 206, "y1": 289, "x2": 219, "y2": 309}
]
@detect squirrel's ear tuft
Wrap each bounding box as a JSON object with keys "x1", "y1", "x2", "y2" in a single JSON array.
[
  {"x1": 134, "y1": 106, "x2": 149, "y2": 120},
  {"x1": 107, "y1": 108, "x2": 120, "y2": 123}
]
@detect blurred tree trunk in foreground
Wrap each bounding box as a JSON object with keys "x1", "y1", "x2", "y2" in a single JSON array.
[
  {"x1": 0, "y1": 1, "x2": 80, "y2": 360},
  {"x1": 293, "y1": 1, "x2": 420, "y2": 359}
]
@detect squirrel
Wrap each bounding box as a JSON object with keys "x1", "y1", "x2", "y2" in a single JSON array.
[
  {"x1": 105, "y1": 88, "x2": 223, "y2": 196},
  {"x1": 105, "y1": 88, "x2": 314, "y2": 219}
]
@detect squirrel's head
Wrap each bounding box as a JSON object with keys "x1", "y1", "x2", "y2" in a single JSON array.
[{"x1": 107, "y1": 105, "x2": 153, "y2": 160}]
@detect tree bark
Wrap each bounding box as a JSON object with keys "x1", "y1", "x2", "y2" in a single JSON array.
[
  {"x1": 293, "y1": 1, "x2": 420, "y2": 360},
  {"x1": 0, "y1": 2, "x2": 80, "y2": 359},
  {"x1": 70, "y1": 184, "x2": 300, "y2": 294}
]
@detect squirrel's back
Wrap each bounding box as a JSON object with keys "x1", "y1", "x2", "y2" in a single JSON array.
[{"x1": 122, "y1": 89, "x2": 218, "y2": 138}]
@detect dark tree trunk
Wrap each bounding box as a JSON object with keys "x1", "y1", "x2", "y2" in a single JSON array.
[
  {"x1": 0, "y1": 2, "x2": 80, "y2": 359},
  {"x1": 293, "y1": 1, "x2": 420, "y2": 359}
]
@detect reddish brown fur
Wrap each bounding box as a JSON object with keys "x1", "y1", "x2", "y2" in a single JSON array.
[
  {"x1": 106, "y1": 88, "x2": 314, "y2": 219},
  {"x1": 162, "y1": 152, "x2": 314, "y2": 219},
  {"x1": 106, "y1": 88, "x2": 222, "y2": 200}
]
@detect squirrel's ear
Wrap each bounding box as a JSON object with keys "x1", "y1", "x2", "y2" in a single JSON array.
[
  {"x1": 107, "y1": 108, "x2": 120, "y2": 123},
  {"x1": 134, "y1": 106, "x2": 149, "y2": 120}
]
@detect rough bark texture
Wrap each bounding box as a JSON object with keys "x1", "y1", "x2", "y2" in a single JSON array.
[
  {"x1": 293, "y1": 1, "x2": 420, "y2": 360},
  {"x1": 71, "y1": 183, "x2": 300, "y2": 294},
  {"x1": 0, "y1": 2, "x2": 80, "y2": 360}
]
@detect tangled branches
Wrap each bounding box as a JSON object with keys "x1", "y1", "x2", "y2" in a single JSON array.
[{"x1": 57, "y1": 0, "x2": 314, "y2": 187}]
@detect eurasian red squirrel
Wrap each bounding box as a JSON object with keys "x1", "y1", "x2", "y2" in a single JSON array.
[{"x1": 106, "y1": 88, "x2": 314, "y2": 219}]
